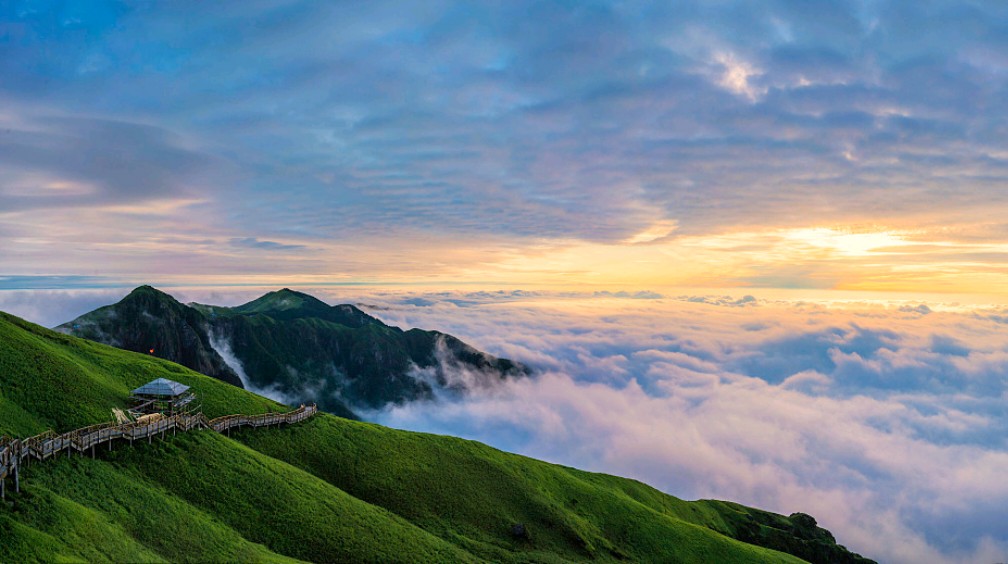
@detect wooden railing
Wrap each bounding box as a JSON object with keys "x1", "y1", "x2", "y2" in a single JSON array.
[{"x1": 0, "y1": 403, "x2": 317, "y2": 499}]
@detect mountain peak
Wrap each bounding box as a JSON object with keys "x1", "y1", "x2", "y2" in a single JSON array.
[
  {"x1": 232, "y1": 289, "x2": 383, "y2": 329},
  {"x1": 128, "y1": 284, "x2": 170, "y2": 297},
  {"x1": 122, "y1": 285, "x2": 184, "y2": 308},
  {"x1": 235, "y1": 288, "x2": 330, "y2": 314}
]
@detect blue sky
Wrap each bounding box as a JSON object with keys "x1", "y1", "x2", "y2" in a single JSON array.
[{"x1": 3, "y1": 1, "x2": 1008, "y2": 291}]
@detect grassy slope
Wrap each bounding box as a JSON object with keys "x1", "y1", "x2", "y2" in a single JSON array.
[
  {"x1": 0, "y1": 312, "x2": 280, "y2": 437},
  {"x1": 0, "y1": 312, "x2": 471, "y2": 563},
  {"x1": 0, "y1": 311, "x2": 833, "y2": 563},
  {"x1": 235, "y1": 415, "x2": 804, "y2": 563}
]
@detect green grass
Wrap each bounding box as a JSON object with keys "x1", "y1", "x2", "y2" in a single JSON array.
[
  {"x1": 0, "y1": 312, "x2": 281, "y2": 437},
  {"x1": 0, "y1": 490, "x2": 165, "y2": 563},
  {"x1": 2, "y1": 433, "x2": 469, "y2": 563},
  {"x1": 0, "y1": 311, "x2": 870, "y2": 563},
  {"x1": 233, "y1": 414, "x2": 806, "y2": 563}
]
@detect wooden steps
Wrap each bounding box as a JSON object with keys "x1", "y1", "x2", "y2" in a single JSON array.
[{"x1": 0, "y1": 404, "x2": 318, "y2": 499}]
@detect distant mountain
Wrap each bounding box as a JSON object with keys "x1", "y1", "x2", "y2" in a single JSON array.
[{"x1": 58, "y1": 286, "x2": 529, "y2": 418}]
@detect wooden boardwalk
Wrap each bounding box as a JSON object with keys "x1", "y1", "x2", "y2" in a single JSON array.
[{"x1": 0, "y1": 403, "x2": 318, "y2": 499}]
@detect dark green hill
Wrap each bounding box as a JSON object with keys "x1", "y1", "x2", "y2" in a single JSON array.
[
  {"x1": 0, "y1": 311, "x2": 874, "y2": 563},
  {"x1": 58, "y1": 286, "x2": 529, "y2": 418}
]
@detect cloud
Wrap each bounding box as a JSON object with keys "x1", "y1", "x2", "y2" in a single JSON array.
[
  {"x1": 899, "y1": 304, "x2": 932, "y2": 315},
  {"x1": 0, "y1": 112, "x2": 219, "y2": 212},
  {"x1": 592, "y1": 290, "x2": 664, "y2": 299},
  {"x1": 4, "y1": 1, "x2": 1008, "y2": 261},
  {"x1": 623, "y1": 219, "x2": 678, "y2": 244},
  {"x1": 229, "y1": 237, "x2": 306, "y2": 252},
  {"x1": 3, "y1": 3, "x2": 1008, "y2": 291},
  {"x1": 713, "y1": 52, "x2": 766, "y2": 101},
  {"x1": 207, "y1": 329, "x2": 301, "y2": 405},
  {"x1": 350, "y1": 291, "x2": 1008, "y2": 564},
  {"x1": 0, "y1": 288, "x2": 134, "y2": 327}
]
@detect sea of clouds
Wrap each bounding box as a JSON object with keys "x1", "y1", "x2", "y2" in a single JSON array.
[
  {"x1": 3, "y1": 288, "x2": 1006, "y2": 563},
  {"x1": 353, "y1": 291, "x2": 1008, "y2": 564}
]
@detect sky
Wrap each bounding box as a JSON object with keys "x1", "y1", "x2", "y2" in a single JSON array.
[
  {"x1": 2, "y1": 0, "x2": 1008, "y2": 292},
  {"x1": 3, "y1": 2, "x2": 1008, "y2": 562}
]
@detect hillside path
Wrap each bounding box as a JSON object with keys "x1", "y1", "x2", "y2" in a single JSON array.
[{"x1": 0, "y1": 404, "x2": 318, "y2": 498}]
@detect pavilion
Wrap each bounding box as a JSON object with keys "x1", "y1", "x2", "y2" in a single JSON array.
[{"x1": 129, "y1": 378, "x2": 197, "y2": 416}]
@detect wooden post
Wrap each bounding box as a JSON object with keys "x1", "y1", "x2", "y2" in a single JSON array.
[
  {"x1": 2, "y1": 476, "x2": 5, "y2": 500},
  {"x1": 14, "y1": 463, "x2": 19, "y2": 493}
]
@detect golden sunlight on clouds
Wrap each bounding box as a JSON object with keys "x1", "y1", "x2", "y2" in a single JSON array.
[
  {"x1": 101, "y1": 198, "x2": 208, "y2": 216},
  {"x1": 778, "y1": 228, "x2": 914, "y2": 257},
  {"x1": 623, "y1": 219, "x2": 679, "y2": 244},
  {"x1": 475, "y1": 226, "x2": 1008, "y2": 296},
  {"x1": 6, "y1": 199, "x2": 1008, "y2": 298}
]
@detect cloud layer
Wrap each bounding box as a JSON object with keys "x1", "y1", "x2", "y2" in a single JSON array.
[
  {"x1": 3, "y1": 286, "x2": 1008, "y2": 562},
  {"x1": 348, "y1": 291, "x2": 1008, "y2": 564}
]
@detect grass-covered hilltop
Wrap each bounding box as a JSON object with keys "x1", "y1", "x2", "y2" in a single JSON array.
[
  {"x1": 58, "y1": 286, "x2": 529, "y2": 419},
  {"x1": 0, "y1": 311, "x2": 874, "y2": 563}
]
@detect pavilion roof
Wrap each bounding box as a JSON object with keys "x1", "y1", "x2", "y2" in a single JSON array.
[{"x1": 131, "y1": 378, "x2": 190, "y2": 397}]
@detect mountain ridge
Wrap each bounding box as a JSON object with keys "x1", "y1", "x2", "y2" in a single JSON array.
[{"x1": 58, "y1": 286, "x2": 528, "y2": 418}]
